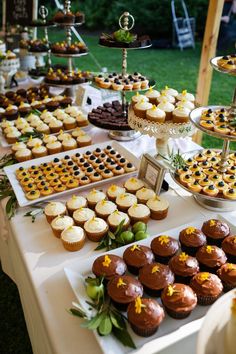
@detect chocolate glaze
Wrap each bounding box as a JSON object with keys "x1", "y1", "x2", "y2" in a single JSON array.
[
  {"x1": 202, "y1": 219, "x2": 230, "y2": 239},
  {"x1": 107, "y1": 275, "x2": 143, "y2": 303},
  {"x1": 196, "y1": 245, "x2": 227, "y2": 268},
  {"x1": 123, "y1": 245, "x2": 154, "y2": 269},
  {"x1": 92, "y1": 255, "x2": 127, "y2": 280},
  {"x1": 179, "y1": 227, "x2": 206, "y2": 247},
  {"x1": 190, "y1": 272, "x2": 223, "y2": 296},
  {"x1": 139, "y1": 263, "x2": 174, "y2": 290},
  {"x1": 151, "y1": 236, "x2": 179, "y2": 257},
  {"x1": 217, "y1": 263, "x2": 236, "y2": 285},
  {"x1": 161, "y1": 283, "x2": 197, "y2": 312},
  {"x1": 127, "y1": 298, "x2": 165, "y2": 329},
  {"x1": 222, "y1": 236, "x2": 236, "y2": 256},
  {"x1": 169, "y1": 254, "x2": 199, "y2": 277}
]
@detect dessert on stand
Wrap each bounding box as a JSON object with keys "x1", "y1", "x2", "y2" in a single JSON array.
[
  {"x1": 89, "y1": 12, "x2": 155, "y2": 141},
  {"x1": 172, "y1": 55, "x2": 236, "y2": 212}
]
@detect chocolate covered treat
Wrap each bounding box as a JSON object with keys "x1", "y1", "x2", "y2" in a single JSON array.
[
  {"x1": 127, "y1": 297, "x2": 165, "y2": 337},
  {"x1": 150, "y1": 235, "x2": 179, "y2": 264},
  {"x1": 179, "y1": 227, "x2": 207, "y2": 255},
  {"x1": 196, "y1": 245, "x2": 227, "y2": 273},
  {"x1": 123, "y1": 244, "x2": 154, "y2": 275},
  {"x1": 190, "y1": 272, "x2": 223, "y2": 305},
  {"x1": 169, "y1": 252, "x2": 199, "y2": 284},
  {"x1": 161, "y1": 283, "x2": 197, "y2": 318},
  {"x1": 107, "y1": 275, "x2": 143, "y2": 311},
  {"x1": 201, "y1": 219, "x2": 230, "y2": 246},
  {"x1": 217, "y1": 263, "x2": 236, "y2": 292},
  {"x1": 92, "y1": 254, "x2": 127, "y2": 281},
  {"x1": 139, "y1": 262, "x2": 175, "y2": 297},
  {"x1": 222, "y1": 236, "x2": 236, "y2": 263}
]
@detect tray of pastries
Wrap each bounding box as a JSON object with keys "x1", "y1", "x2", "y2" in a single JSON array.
[
  {"x1": 64, "y1": 215, "x2": 235, "y2": 353},
  {"x1": 45, "y1": 68, "x2": 93, "y2": 85},
  {"x1": 53, "y1": 9, "x2": 85, "y2": 26},
  {"x1": 94, "y1": 72, "x2": 154, "y2": 91},
  {"x1": 211, "y1": 54, "x2": 236, "y2": 76},
  {"x1": 50, "y1": 41, "x2": 88, "y2": 56},
  {"x1": 4, "y1": 141, "x2": 139, "y2": 207}
]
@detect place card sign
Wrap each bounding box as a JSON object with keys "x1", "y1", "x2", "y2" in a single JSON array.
[
  {"x1": 6, "y1": 0, "x2": 34, "y2": 26},
  {"x1": 138, "y1": 154, "x2": 167, "y2": 195}
]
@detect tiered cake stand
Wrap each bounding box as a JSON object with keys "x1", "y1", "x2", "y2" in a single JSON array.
[
  {"x1": 172, "y1": 55, "x2": 236, "y2": 211},
  {"x1": 91, "y1": 12, "x2": 155, "y2": 141}
]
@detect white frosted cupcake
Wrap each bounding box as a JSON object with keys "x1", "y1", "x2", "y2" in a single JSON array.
[
  {"x1": 176, "y1": 99, "x2": 195, "y2": 110},
  {"x1": 26, "y1": 113, "x2": 40, "y2": 123},
  {"x1": 145, "y1": 88, "x2": 160, "y2": 104},
  {"x1": 157, "y1": 100, "x2": 175, "y2": 121},
  {"x1": 15, "y1": 148, "x2": 32, "y2": 162},
  {"x1": 12, "y1": 142, "x2": 27, "y2": 153},
  {"x1": 65, "y1": 106, "x2": 80, "y2": 117},
  {"x1": 61, "y1": 225, "x2": 85, "y2": 251},
  {"x1": 172, "y1": 106, "x2": 190, "y2": 123},
  {"x1": 57, "y1": 131, "x2": 71, "y2": 142},
  {"x1": 1, "y1": 120, "x2": 14, "y2": 129},
  {"x1": 128, "y1": 203, "x2": 150, "y2": 224},
  {"x1": 63, "y1": 116, "x2": 77, "y2": 130},
  {"x1": 71, "y1": 127, "x2": 84, "y2": 138},
  {"x1": 51, "y1": 215, "x2": 74, "y2": 238},
  {"x1": 131, "y1": 93, "x2": 148, "y2": 107},
  {"x1": 136, "y1": 187, "x2": 156, "y2": 204},
  {"x1": 30, "y1": 117, "x2": 42, "y2": 128},
  {"x1": 95, "y1": 200, "x2": 117, "y2": 219},
  {"x1": 116, "y1": 193, "x2": 138, "y2": 212},
  {"x1": 44, "y1": 202, "x2": 67, "y2": 223},
  {"x1": 27, "y1": 137, "x2": 42, "y2": 149},
  {"x1": 84, "y1": 217, "x2": 108, "y2": 242},
  {"x1": 107, "y1": 210, "x2": 130, "y2": 231},
  {"x1": 66, "y1": 195, "x2": 87, "y2": 215},
  {"x1": 53, "y1": 109, "x2": 65, "y2": 119},
  {"x1": 49, "y1": 119, "x2": 63, "y2": 133},
  {"x1": 146, "y1": 195, "x2": 169, "y2": 220},
  {"x1": 87, "y1": 189, "x2": 106, "y2": 208},
  {"x1": 73, "y1": 207, "x2": 95, "y2": 226},
  {"x1": 62, "y1": 137, "x2": 77, "y2": 151},
  {"x1": 32, "y1": 144, "x2": 47, "y2": 158},
  {"x1": 124, "y1": 177, "x2": 144, "y2": 194},
  {"x1": 46, "y1": 141, "x2": 62, "y2": 154},
  {"x1": 133, "y1": 99, "x2": 153, "y2": 119},
  {"x1": 6, "y1": 130, "x2": 21, "y2": 144},
  {"x1": 161, "y1": 86, "x2": 178, "y2": 98},
  {"x1": 21, "y1": 126, "x2": 35, "y2": 134},
  {"x1": 106, "y1": 185, "x2": 126, "y2": 201},
  {"x1": 146, "y1": 105, "x2": 166, "y2": 123},
  {"x1": 77, "y1": 134, "x2": 92, "y2": 147},
  {"x1": 157, "y1": 92, "x2": 175, "y2": 104},
  {"x1": 36, "y1": 123, "x2": 50, "y2": 134},
  {"x1": 40, "y1": 110, "x2": 54, "y2": 121},
  {"x1": 76, "y1": 113, "x2": 88, "y2": 127},
  {"x1": 176, "y1": 90, "x2": 195, "y2": 102},
  {"x1": 43, "y1": 135, "x2": 57, "y2": 145}
]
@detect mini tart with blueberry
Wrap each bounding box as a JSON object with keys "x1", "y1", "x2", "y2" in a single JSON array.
[
  {"x1": 23, "y1": 183, "x2": 37, "y2": 192},
  {"x1": 200, "y1": 120, "x2": 214, "y2": 130},
  {"x1": 227, "y1": 165, "x2": 236, "y2": 174},
  {"x1": 124, "y1": 162, "x2": 136, "y2": 173},
  {"x1": 215, "y1": 180, "x2": 228, "y2": 193},
  {"x1": 229, "y1": 152, "x2": 236, "y2": 161},
  {"x1": 101, "y1": 169, "x2": 114, "y2": 179},
  {"x1": 223, "y1": 188, "x2": 236, "y2": 200},
  {"x1": 179, "y1": 173, "x2": 195, "y2": 187},
  {"x1": 90, "y1": 172, "x2": 103, "y2": 182},
  {"x1": 223, "y1": 174, "x2": 236, "y2": 183},
  {"x1": 79, "y1": 175, "x2": 91, "y2": 185},
  {"x1": 190, "y1": 163, "x2": 201, "y2": 173},
  {"x1": 204, "y1": 167, "x2": 217, "y2": 176},
  {"x1": 185, "y1": 157, "x2": 194, "y2": 166},
  {"x1": 177, "y1": 166, "x2": 192, "y2": 175},
  {"x1": 202, "y1": 149, "x2": 216, "y2": 158},
  {"x1": 194, "y1": 152, "x2": 207, "y2": 162},
  {"x1": 37, "y1": 181, "x2": 50, "y2": 190},
  {"x1": 113, "y1": 165, "x2": 125, "y2": 175},
  {"x1": 187, "y1": 180, "x2": 202, "y2": 193},
  {"x1": 66, "y1": 178, "x2": 79, "y2": 189},
  {"x1": 210, "y1": 174, "x2": 223, "y2": 183},
  {"x1": 192, "y1": 171, "x2": 206, "y2": 181},
  {"x1": 60, "y1": 173, "x2": 71, "y2": 184},
  {"x1": 26, "y1": 190, "x2": 40, "y2": 200},
  {"x1": 40, "y1": 186, "x2": 54, "y2": 196},
  {"x1": 202, "y1": 184, "x2": 219, "y2": 197},
  {"x1": 214, "y1": 125, "x2": 231, "y2": 135},
  {"x1": 54, "y1": 183, "x2": 67, "y2": 193}
]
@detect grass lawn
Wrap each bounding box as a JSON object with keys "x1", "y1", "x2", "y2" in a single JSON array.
[{"x1": 1, "y1": 32, "x2": 236, "y2": 354}]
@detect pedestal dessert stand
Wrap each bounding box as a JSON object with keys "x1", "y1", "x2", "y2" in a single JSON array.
[
  {"x1": 93, "y1": 12, "x2": 154, "y2": 141},
  {"x1": 46, "y1": 0, "x2": 88, "y2": 98},
  {"x1": 171, "y1": 55, "x2": 236, "y2": 211}
]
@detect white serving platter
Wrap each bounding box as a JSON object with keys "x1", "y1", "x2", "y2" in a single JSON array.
[
  {"x1": 64, "y1": 214, "x2": 235, "y2": 354},
  {"x1": 4, "y1": 141, "x2": 139, "y2": 207}
]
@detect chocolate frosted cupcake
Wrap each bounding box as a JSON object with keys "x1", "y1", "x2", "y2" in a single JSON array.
[
  {"x1": 92, "y1": 254, "x2": 127, "y2": 281},
  {"x1": 107, "y1": 275, "x2": 143, "y2": 311},
  {"x1": 217, "y1": 263, "x2": 236, "y2": 292},
  {"x1": 179, "y1": 227, "x2": 207, "y2": 256},
  {"x1": 139, "y1": 262, "x2": 174, "y2": 297},
  {"x1": 169, "y1": 252, "x2": 199, "y2": 284},
  {"x1": 201, "y1": 219, "x2": 230, "y2": 246},
  {"x1": 222, "y1": 236, "x2": 236, "y2": 263},
  {"x1": 151, "y1": 235, "x2": 179, "y2": 264},
  {"x1": 127, "y1": 297, "x2": 165, "y2": 337},
  {"x1": 190, "y1": 272, "x2": 223, "y2": 305},
  {"x1": 196, "y1": 245, "x2": 227, "y2": 273},
  {"x1": 161, "y1": 283, "x2": 197, "y2": 318},
  {"x1": 123, "y1": 244, "x2": 155, "y2": 275}
]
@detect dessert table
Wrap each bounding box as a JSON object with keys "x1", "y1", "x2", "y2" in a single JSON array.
[{"x1": 1, "y1": 125, "x2": 236, "y2": 354}]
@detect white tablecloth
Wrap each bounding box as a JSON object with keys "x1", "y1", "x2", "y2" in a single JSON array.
[{"x1": 1, "y1": 128, "x2": 234, "y2": 354}]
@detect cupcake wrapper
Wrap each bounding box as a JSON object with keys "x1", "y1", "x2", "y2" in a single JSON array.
[
  {"x1": 143, "y1": 285, "x2": 162, "y2": 297},
  {"x1": 126, "y1": 264, "x2": 140, "y2": 276},
  {"x1": 111, "y1": 300, "x2": 129, "y2": 312},
  {"x1": 174, "y1": 274, "x2": 192, "y2": 285},
  {"x1": 130, "y1": 323, "x2": 158, "y2": 337},
  {"x1": 206, "y1": 236, "x2": 225, "y2": 247},
  {"x1": 198, "y1": 263, "x2": 219, "y2": 275},
  {"x1": 225, "y1": 253, "x2": 236, "y2": 263},
  {"x1": 222, "y1": 282, "x2": 236, "y2": 293},
  {"x1": 150, "y1": 209, "x2": 168, "y2": 220},
  {"x1": 180, "y1": 243, "x2": 199, "y2": 256},
  {"x1": 129, "y1": 215, "x2": 150, "y2": 225},
  {"x1": 61, "y1": 238, "x2": 85, "y2": 252},
  {"x1": 165, "y1": 307, "x2": 191, "y2": 319},
  {"x1": 197, "y1": 293, "x2": 221, "y2": 306},
  {"x1": 86, "y1": 229, "x2": 108, "y2": 242},
  {"x1": 154, "y1": 254, "x2": 175, "y2": 265}
]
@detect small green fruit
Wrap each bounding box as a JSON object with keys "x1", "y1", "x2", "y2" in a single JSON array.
[
  {"x1": 132, "y1": 221, "x2": 147, "y2": 234},
  {"x1": 86, "y1": 283, "x2": 104, "y2": 300},
  {"x1": 118, "y1": 231, "x2": 134, "y2": 244},
  {"x1": 135, "y1": 231, "x2": 149, "y2": 241}
]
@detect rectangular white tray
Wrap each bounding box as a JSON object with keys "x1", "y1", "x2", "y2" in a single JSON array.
[
  {"x1": 64, "y1": 214, "x2": 235, "y2": 354},
  {"x1": 4, "y1": 140, "x2": 139, "y2": 207}
]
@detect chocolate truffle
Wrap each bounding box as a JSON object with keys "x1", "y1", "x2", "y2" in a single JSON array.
[
  {"x1": 150, "y1": 235, "x2": 179, "y2": 264},
  {"x1": 179, "y1": 226, "x2": 207, "y2": 255},
  {"x1": 190, "y1": 272, "x2": 223, "y2": 305},
  {"x1": 127, "y1": 297, "x2": 165, "y2": 337},
  {"x1": 222, "y1": 236, "x2": 236, "y2": 263},
  {"x1": 92, "y1": 254, "x2": 126, "y2": 281},
  {"x1": 196, "y1": 245, "x2": 227, "y2": 273},
  {"x1": 139, "y1": 262, "x2": 174, "y2": 297},
  {"x1": 161, "y1": 283, "x2": 197, "y2": 318},
  {"x1": 201, "y1": 219, "x2": 230, "y2": 246},
  {"x1": 169, "y1": 252, "x2": 199, "y2": 284},
  {"x1": 123, "y1": 244, "x2": 154, "y2": 275}
]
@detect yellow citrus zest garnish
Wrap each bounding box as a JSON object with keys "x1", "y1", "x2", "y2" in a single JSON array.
[
  {"x1": 210, "y1": 219, "x2": 216, "y2": 227},
  {"x1": 136, "y1": 92, "x2": 139, "y2": 96},
  {"x1": 227, "y1": 263, "x2": 236, "y2": 271},
  {"x1": 130, "y1": 177, "x2": 137, "y2": 183},
  {"x1": 206, "y1": 245, "x2": 213, "y2": 254},
  {"x1": 167, "y1": 284, "x2": 178, "y2": 297},
  {"x1": 72, "y1": 195, "x2": 77, "y2": 200},
  {"x1": 131, "y1": 244, "x2": 141, "y2": 252},
  {"x1": 102, "y1": 255, "x2": 111, "y2": 268},
  {"x1": 186, "y1": 227, "x2": 196, "y2": 235},
  {"x1": 233, "y1": 237, "x2": 236, "y2": 244},
  {"x1": 152, "y1": 265, "x2": 160, "y2": 273},
  {"x1": 117, "y1": 278, "x2": 126, "y2": 288},
  {"x1": 101, "y1": 199, "x2": 107, "y2": 205},
  {"x1": 135, "y1": 297, "x2": 146, "y2": 314},
  {"x1": 197, "y1": 272, "x2": 209, "y2": 283},
  {"x1": 179, "y1": 252, "x2": 188, "y2": 262},
  {"x1": 158, "y1": 235, "x2": 169, "y2": 245},
  {"x1": 148, "y1": 87, "x2": 153, "y2": 92},
  {"x1": 182, "y1": 89, "x2": 187, "y2": 95},
  {"x1": 151, "y1": 104, "x2": 157, "y2": 111},
  {"x1": 165, "y1": 85, "x2": 169, "y2": 90},
  {"x1": 110, "y1": 185, "x2": 117, "y2": 192}
]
